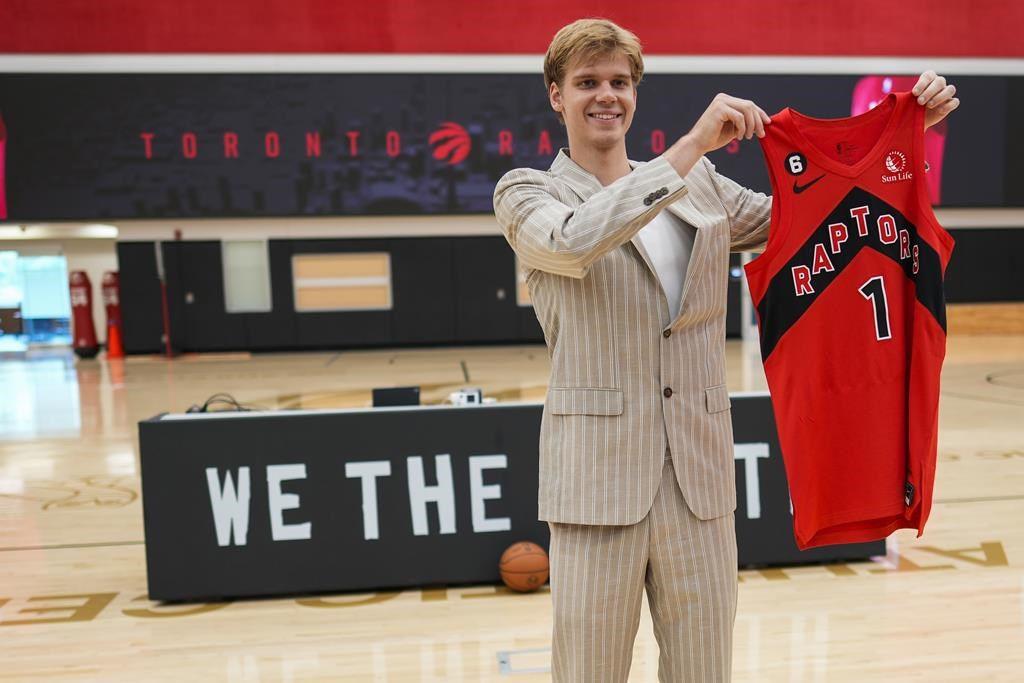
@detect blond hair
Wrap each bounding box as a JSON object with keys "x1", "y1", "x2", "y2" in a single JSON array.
[{"x1": 543, "y1": 18, "x2": 644, "y2": 92}]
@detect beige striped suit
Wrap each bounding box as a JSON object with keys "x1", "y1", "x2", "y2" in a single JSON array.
[
  {"x1": 494, "y1": 149, "x2": 770, "y2": 524},
  {"x1": 494, "y1": 149, "x2": 771, "y2": 682}
]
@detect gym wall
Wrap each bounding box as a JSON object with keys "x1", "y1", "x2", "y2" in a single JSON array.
[{"x1": 2, "y1": 2, "x2": 1021, "y2": 352}]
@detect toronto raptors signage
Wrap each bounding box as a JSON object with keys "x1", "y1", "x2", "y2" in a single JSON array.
[
  {"x1": 139, "y1": 396, "x2": 881, "y2": 602},
  {"x1": 138, "y1": 120, "x2": 488, "y2": 166},
  {"x1": 0, "y1": 73, "x2": 1012, "y2": 221}
]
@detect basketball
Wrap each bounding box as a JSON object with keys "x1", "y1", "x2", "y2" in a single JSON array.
[{"x1": 499, "y1": 541, "x2": 549, "y2": 592}]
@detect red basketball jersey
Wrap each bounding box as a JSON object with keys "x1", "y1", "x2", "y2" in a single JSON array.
[{"x1": 744, "y1": 92, "x2": 954, "y2": 549}]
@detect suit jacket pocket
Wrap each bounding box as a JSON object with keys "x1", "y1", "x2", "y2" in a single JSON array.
[
  {"x1": 548, "y1": 388, "x2": 624, "y2": 416},
  {"x1": 705, "y1": 384, "x2": 731, "y2": 413}
]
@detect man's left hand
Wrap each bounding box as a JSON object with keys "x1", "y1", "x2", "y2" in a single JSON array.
[{"x1": 913, "y1": 71, "x2": 959, "y2": 129}]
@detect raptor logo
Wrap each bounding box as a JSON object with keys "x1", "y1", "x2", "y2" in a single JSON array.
[{"x1": 429, "y1": 122, "x2": 471, "y2": 165}]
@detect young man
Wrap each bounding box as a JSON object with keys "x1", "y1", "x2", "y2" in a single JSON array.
[{"x1": 493, "y1": 18, "x2": 958, "y2": 682}]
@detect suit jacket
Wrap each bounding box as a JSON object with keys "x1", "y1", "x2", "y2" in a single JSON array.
[{"x1": 493, "y1": 149, "x2": 771, "y2": 525}]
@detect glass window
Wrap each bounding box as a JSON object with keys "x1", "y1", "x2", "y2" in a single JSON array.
[
  {"x1": 222, "y1": 241, "x2": 272, "y2": 313},
  {"x1": 0, "y1": 251, "x2": 20, "y2": 308},
  {"x1": 19, "y1": 256, "x2": 70, "y2": 320}
]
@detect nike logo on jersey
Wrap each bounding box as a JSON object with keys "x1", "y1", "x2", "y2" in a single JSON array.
[{"x1": 793, "y1": 174, "x2": 826, "y2": 194}]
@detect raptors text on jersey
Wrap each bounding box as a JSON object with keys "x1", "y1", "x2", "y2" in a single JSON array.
[{"x1": 744, "y1": 91, "x2": 954, "y2": 550}]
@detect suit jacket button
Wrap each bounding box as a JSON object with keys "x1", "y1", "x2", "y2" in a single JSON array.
[
  {"x1": 663, "y1": 387, "x2": 673, "y2": 398},
  {"x1": 663, "y1": 329, "x2": 671, "y2": 338},
  {"x1": 643, "y1": 197, "x2": 653, "y2": 206},
  {"x1": 658, "y1": 187, "x2": 668, "y2": 196}
]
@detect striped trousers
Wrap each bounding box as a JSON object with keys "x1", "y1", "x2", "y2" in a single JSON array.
[{"x1": 548, "y1": 457, "x2": 738, "y2": 682}]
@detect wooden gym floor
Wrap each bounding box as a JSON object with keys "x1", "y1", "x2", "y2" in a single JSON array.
[{"x1": 1, "y1": 321, "x2": 1022, "y2": 681}]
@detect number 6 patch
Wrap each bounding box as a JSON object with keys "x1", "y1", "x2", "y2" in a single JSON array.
[{"x1": 785, "y1": 152, "x2": 807, "y2": 176}]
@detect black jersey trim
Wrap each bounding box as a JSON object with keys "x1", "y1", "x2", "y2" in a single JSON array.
[{"x1": 756, "y1": 186, "x2": 946, "y2": 362}]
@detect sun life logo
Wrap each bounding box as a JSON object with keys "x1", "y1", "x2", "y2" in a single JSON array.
[
  {"x1": 882, "y1": 149, "x2": 912, "y2": 184},
  {"x1": 885, "y1": 150, "x2": 907, "y2": 174}
]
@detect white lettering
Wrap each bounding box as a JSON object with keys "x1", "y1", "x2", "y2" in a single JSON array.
[
  {"x1": 267, "y1": 464, "x2": 312, "y2": 541},
  {"x1": 205, "y1": 467, "x2": 251, "y2": 546},
  {"x1": 792, "y1": 265, "x2": 814, "y2": 296},
  {"x1": 468, "y1": 455, "x2": 511, "y2": 533},
  {"x1": 345, "y1": 460, "x2": 392, "y2": 540},
  {"x1": 734, "y1": 443, "x2": 770, "y2": 519},
  {"x1": 407, "y1": 455, "x2": 457, "y2": 536},
  {"x1": 881, "y1": 171, "x2": 914, "y2": 184}
]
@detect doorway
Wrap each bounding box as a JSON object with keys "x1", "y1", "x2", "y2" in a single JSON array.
[{"x1": 0, "y1": 250, "x2": 72, "y2": 351}]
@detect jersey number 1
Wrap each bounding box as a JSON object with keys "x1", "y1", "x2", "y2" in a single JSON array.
[{"x1": 859, "y1": 276, "x2": 892, "y2": 341}]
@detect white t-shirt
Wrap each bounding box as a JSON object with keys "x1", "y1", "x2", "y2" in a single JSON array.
[{"x1": 636, "y1": 210, "x2": 697, "y2": 321}]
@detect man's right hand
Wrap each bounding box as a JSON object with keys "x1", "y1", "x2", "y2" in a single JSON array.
[
  {"x1": 663, "y1": 93, "x2": 771, "y2": 180},
  {"x1": 686, "y1": 93, "x2": 772, "y2": 154}
]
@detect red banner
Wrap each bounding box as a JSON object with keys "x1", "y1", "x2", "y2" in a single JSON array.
[{"x1": 1, "y1": 0, "x2": 1021, "y2": 57}]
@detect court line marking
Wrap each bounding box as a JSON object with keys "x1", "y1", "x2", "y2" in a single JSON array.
[
  {"x1": 940, "y1": 391, "x2": 1024, "y2": 407},
  {"x1": 935, "y1": 495, "x2": 1024, "y2": 505},
  {"x1": 986, "y1": 369, "x2": 1024, "y2": 389},
  {"x1": 0, "y1": 541, "x2": 145, "y2": 553}
]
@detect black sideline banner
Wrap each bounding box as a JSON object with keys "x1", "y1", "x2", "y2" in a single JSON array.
[{"x1": 139, "y1": 395, "x2": 883, "y2": 602}]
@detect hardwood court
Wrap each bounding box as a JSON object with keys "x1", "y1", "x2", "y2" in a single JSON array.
[{"x1": 1, "y1": 321, "x2": 1022, "y2": 681}]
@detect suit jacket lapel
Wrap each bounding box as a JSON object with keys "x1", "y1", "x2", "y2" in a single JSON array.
[
  {"x1": 550, "y1": 149, "x2": 602, "y2": 200},
  {"x1": 550, "y1": 150, "x2": 662, "y2": 281},
  {"x1": 666, "y1": 199, "x2": 710, "y2": 319},
  {"x1": 549, "y1": 150, "x2": 706, "y2": 295},
  {"x1": 629, "y1": 233, "x2": 659, "y2": 282},
  {"x1": 622, "y1": 158, "x2": 669, "y2": 283}
]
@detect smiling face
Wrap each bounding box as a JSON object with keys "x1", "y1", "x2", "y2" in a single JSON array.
[{"x1": 550, "y1": 52, "x2": 637, "y2": 155}]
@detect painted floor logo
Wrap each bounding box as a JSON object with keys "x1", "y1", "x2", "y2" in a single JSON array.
[{"x1": 429, "y1": 121, "x2": 471, "y2": 165}]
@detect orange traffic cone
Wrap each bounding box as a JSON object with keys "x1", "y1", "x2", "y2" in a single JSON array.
[{"x1": 106, "y1": 321, "x2": 125, "y2": 359}]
